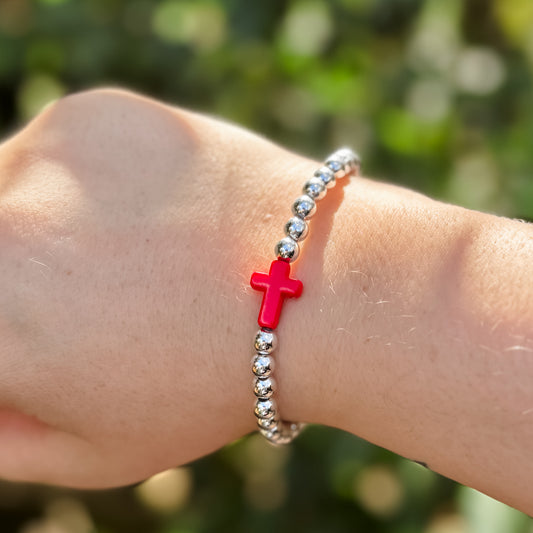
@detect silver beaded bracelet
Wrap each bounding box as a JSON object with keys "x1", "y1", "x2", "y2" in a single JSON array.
[{"x1": 249, "y1": 148, "x2": 361, "y2": 445}]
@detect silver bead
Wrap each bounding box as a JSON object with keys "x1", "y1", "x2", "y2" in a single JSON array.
[
  {"x1": 288, "y1": 421, "x2": 303, "y2": 433},
  {"x1": 254, "y1": 329, "x2": 277, "y2": 354},
  {"x1": 254, "y1": 398, "x2": 276, "y2": 419},
  {"x1": 252, "y1": 354, "x2": 274, "y2": 377},
  {"x1": 334, "y1": 147, "x2": 361, "y2": 174},
  {"x1": 269, "y1": 421, "x2": 304, "y2": 445},
  {"x1": 270, "y1": 431, "x2": 294, "y2": 445},
  {"x1": 257, "y1": 416, "x2": 278, "y2": 430},
  {"x1": 303, "y1": 177, "x2": 326, "y2": 200},
  {"x1": 325, "y1": 157, "x2": 348, "y2": 179},
  {"x1": 314, "y1": 166, "x2": 336, "y2": 189},
  {"x1": 259, "y1": 425, "x2": 282, "y2": 443},
  {"x1": 275, "y1": 237, "x2": 299, "y2": 262},
  {"x1": 291, "y1": 195, "x2": 316, "y2": 220},
  {"x1": 254, "y1": 376, "x2": 275, "y2": 399},
  {"x1": 284, "y1": 216, "x2": 308, "y2": 242}
]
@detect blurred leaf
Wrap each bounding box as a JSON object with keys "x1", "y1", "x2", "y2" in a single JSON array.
[
  {"x1": 458, "y1": 486, "x2": 531, "y2": 533},
  {"x1": 378, "y1": 107, "x2": 449, "y2": 155},
  {"x1": 495, "y1": 0, "x2": 533, "y2": 46},
  {"x1": 17, "y1": 72, "x2": 65, "y2": 120}
]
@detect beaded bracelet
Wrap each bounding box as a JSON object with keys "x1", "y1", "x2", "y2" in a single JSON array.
[{"x1": 250, "y1": 148, "x2": 361, "y2": 445}]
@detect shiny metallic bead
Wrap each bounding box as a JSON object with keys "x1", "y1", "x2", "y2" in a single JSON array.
[
  {"x1": 259, "y1": 425, "x2": 282, "y2": 443},
  {"x1": 325, "y1": 157, "x2": 348, "y2": 179},
  {"x1": 303, "y1": 177, "x2": 327, "y2": 200},
  {"x1": 314, "y1": 166, "x2": 336, "y2": 189},
  {"x1": 254, "y1": 376, "x2": 275, "y2": 399},
  {"x1": 288, "y1": 421, "x2": 303, "y2": 433},
  {"x1": 254, "y1": 329, "x2": 277, "y2": 354},
  {"x1": 284, "y1": 216, "x2": 308, "y2": 242},
  {"x1": 267, "y1": 421, "x2": 303, "y2": 445},
  {"x1": 291, "y1": 195, "x2": 316, "y2": 220},
  {"x1": 275, "y1": 236, "x2": 299, "y2": 262},
  {"x1": 254, "y1": 398, "x2": 276, "y2": 419},
  {"x1": 252, "y1": 354, "x2": 274, "y2": 377},
  {"x1": 257, "y1": 416, "x2": 278, "y2": 430},
  {"x1": 271, "y1": 431, "x2": 295, "y2": 445},
  {"x1": 334, "y1": 147, "x2": 361, "y2": 174}
]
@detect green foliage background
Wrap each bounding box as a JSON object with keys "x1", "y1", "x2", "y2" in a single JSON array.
[{"x1": 0, "y1": 0, "x2": 532, "y2": 532}]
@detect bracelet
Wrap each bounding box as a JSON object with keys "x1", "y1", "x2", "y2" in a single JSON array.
[{"x1": 250, "y1": 148, "x2": 361, "y2": 445}]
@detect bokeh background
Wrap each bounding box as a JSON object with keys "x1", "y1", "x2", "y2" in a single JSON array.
[{"x1": 0, "y1": 0, "x2": 532, "y2": 532}]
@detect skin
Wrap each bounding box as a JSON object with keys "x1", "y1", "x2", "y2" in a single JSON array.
[{"x1": 0, "y1": 89, "x2": 531, "y2": 514}]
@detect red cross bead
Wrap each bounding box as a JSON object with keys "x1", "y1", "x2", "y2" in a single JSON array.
[{"x1": 250, "y1": 259, "x2": 303, "y2": 330}]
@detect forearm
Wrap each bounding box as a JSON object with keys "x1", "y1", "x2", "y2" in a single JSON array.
[{"x1": 243, "y1": 174, "x2": 533, "y2": 513}]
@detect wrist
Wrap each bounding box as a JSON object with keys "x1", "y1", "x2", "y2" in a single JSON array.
[
  {"x1": 271, "y1": 176, "x2": 471, "y2": 434},
  {"x1": 217, "y1": 145, "x2": 356, "y2": 433}
]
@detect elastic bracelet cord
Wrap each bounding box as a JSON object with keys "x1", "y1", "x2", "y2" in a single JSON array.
[{"x1": 250, "y1": 148, "x2": 361, "y2": 445}]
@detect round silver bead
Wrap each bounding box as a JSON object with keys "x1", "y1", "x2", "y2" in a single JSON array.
[
  {"x1": 275, "y1": 237, "x2": 299, "y2": 262},
  {"x1": 334, "y1": 147, "x2": 361, "y2": 174},
  {"x1": 254, "y1": 398, "x2": 276, "y2": 419},
  {"x1": 254, "y1": 329, "x2": 277, "y2": 354},
  {"x1": 257, "y1": 416, "x2": 278, "y2": 430},
  {"x1": 269, "y1": 430, "x2": 294, "y2": 445},
  {"x1": 259, "y1": 425, "x2": 282, "y2": 443},
  {"x1": 303, "y1": 177, "x2": 327, "y2": 200},
  {"x1": 270, "y1": 421, "x2": 303, "y2": 445},
  {"x1": 254, "y1": 376, "x2": 275, "y2": 399},
  {"x1": 325, "y1": 157, "x2": 348, "y2": 179},
  {"x1": 288, "y1": 421, "x2": 303, "y2": 433},
  {"x1": 284, "y1": 216, "x2": 308, "y2": 242},
  {"x1": 291, "y1": 195, "x2": 316, "y2": 220},
  {"x1": 252, "y1": 354, "x2": 274, "y2": 377},
  {"x1": 314, "y1": 166, "x2": 336, "y2": 189}
]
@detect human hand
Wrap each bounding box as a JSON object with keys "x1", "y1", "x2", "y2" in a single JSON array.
[{"x1": 0, "y1": 88, "x2": 317, "y2": 488}]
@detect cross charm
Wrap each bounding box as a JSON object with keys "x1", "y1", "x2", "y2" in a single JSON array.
[{"x1": 250, "y1": 259, "x2": 303, "y2": 329}]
